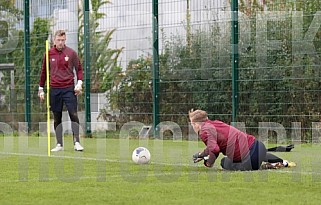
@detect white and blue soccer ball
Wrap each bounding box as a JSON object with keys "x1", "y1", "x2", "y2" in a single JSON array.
[{"x1": 132, "y1": 147, "x2": 151, "y2": 164}]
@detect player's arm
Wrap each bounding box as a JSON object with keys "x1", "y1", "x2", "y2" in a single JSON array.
[
  {"x1": 38, "y1": 53, "x2": 47, "y2": 101},
  {"x1": 203, "y1": 127, "x2": 220, "y2": 167},
  {"x1": 73, "y1": 51, "x2": 83, "y2": 95},
  {"x1": 203, "y1": 148, "x2": 219, "y2": 168}
]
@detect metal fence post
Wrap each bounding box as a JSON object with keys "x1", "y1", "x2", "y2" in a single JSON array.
[
  {"x1": 84, "y1": 0, "x2": 92, "y2": 137},
  {"x1": 24, "y1": 0, "x2": 31, "y2": 132},
  {"x1": 231, "y1": 0, "x2": 239, "y2": 123},
  {"x1": 152, "y1": 0, "x2": 160, "y2": 137}
]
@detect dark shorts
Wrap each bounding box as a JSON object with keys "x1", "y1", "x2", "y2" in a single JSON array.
[
  {"x1": 50, "y1": 86, "x2": 77, "y2": 113},
  {"x1": 249, "y1": 140, "x2": 267, "y2": 170},
  {"x1": 220, "y1": 140, "x2": 267, "y2": 171}
]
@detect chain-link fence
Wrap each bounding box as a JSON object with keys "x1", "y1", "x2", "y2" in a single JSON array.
[{"x1": 0, "y1": 0, "x2": 320, "y2": 141}]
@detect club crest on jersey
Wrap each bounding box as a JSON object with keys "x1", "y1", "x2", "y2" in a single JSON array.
[{"x1": 65, "y1": 56, "x2": 69, "y2": 61}]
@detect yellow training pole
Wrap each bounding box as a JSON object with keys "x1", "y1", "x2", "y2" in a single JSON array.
[{"x1": 46, "y1": 40, "x2": 50, "y2": 157}]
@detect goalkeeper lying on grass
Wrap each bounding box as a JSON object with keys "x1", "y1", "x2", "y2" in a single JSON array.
[{"x1": 189, "y1": 109, "x2": 296, "y2": 170}]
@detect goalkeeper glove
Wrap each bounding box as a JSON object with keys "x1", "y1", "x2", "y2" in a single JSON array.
[
  {"x1": 193, "y1": 152, "x2": 203, "y2": 163},
  {"x1": 204, "y1": 161, "x2": 211, "y2": 167},
  {"x1": 192, "y1": 152, "x2": 209, "y2": 163},
  {"x1": 38, "y1": 87, "x2": 45, "y2": 101},
  {"x1": 74, "y1": 80, "x2": 83, "y2": 95},
  {"x1": 203, "y1": 155, "x2": 215, "y2": 168}
]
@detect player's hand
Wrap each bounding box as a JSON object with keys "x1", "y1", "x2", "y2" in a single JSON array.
[
  {"x1": 193, "y1": 152, "x2": 204, "y2": 163},
  {"x1": 203, "y1": 155, "x2": 213, "y2": 167},
  {"x1": 204, "y1": 160, "x2": 211, "y2": 167},
  {"x1": 74, "y1": 80, "x2": 83, "y2": 96},
  {"x1": 38, "y1": 87, "x2": 45, "y2": 102}
]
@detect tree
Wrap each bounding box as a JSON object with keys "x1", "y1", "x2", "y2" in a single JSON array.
[
  {"x1": 78, "y1": 0, "x2": 123, "y2": 93},
  {"x1": 108, "y1": 26, "x2": 227, "y2": 134},
  {"x1": 234, "y1": 0, "x2": 321, "y2": 140},
  {"x1": 0, "y1": 0, "x2": 22, "y2": 19},
  {"x1": 0, "y1": 15, "x2": 50, "y2": 130},
  {"x1": 107, "y1": 56, "x2": 153, "y2": 127},
  {"x1": 0, "y1": 0, "x2": 22, "y2": 114}
]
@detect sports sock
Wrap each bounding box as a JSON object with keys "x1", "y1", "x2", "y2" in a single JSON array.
[{"x1": 283, "y1": 160, "x2": 289, "y2": 167}]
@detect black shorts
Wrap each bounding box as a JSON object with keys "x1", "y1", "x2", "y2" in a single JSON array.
[
  {"x1": 50, "y1": 86, "x2": 77, "y2": 113},
  {"x1": 220, "y1": 140, "x2": 267, "y2": 171},
  {"x1": 249, "y1": 140, "x2": 267, "y2": 170}
]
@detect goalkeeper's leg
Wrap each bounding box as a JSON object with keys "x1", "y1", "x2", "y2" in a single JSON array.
[
  {"x1": 53, "y1": 111, "x2": 63, "y2": 145},
  {"x1": 64, "y1": 87, "x2": 80, "y2": 143},
  {"x1": 220, "y1": 156, "x2": 253, "y2": 171}
]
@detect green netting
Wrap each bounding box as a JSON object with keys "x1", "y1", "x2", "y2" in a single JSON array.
[{"x1": 0, "y1": 0, "x2": 320, "y2": 141}]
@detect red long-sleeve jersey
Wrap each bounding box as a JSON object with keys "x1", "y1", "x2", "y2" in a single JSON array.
[
  {"x1": 199, "y1": 120, "x2": 256, "y2": 165},
  {"x1": 39, "y1": 46, "x2": 83, "y2": 88}
]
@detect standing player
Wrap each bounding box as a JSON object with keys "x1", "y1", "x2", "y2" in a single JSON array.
[
  {"x1": 189, "y1": 109, "x2": 296, "y2": 170},
  {"x1": 38, "y1": 30, "x2": 84, "y2": 152}
]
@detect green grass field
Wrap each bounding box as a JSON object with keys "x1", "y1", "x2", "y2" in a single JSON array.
[{"x1": 1, "y1": 136, "x2": 321, "y2": 205}]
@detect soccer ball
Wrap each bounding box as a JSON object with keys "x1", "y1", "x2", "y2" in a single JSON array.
[{"x1": 132, "y1": 147, "x2": 151, "y2": 164}]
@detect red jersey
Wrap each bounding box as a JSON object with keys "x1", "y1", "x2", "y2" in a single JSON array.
[
  {"x1": 39, "y1": 46, "x2": 83, "y2": 88},
  {"x1": 199, "y1": 120, "x2": 255, "y2": 163}
]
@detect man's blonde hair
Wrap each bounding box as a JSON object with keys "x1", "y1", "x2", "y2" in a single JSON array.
[
  {"x1": 188, "y1": 109, "x2": 208, "y2": 122},
  {"x1": 54, "y1": 30, "x2": 66, "y2": 37}
]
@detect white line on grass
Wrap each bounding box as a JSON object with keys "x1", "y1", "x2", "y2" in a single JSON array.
[
  {"x1": 0, "y1": 151, "x2": 195, "y2": 166},
  {"x1": 0, "y1": 151, "x2": 319, "y2": 177}
]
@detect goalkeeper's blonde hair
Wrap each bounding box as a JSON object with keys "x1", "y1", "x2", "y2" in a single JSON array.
[
  {"x1": 188, "y1": 109, "x2": 208, "y2": 122},
  {"x1": 54, "y1": 29, "x2": 66, "y2": 37}
]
